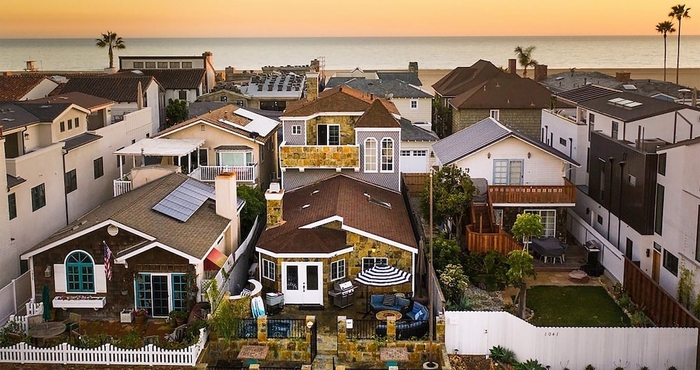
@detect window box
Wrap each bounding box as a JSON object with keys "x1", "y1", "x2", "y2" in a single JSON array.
[
  {"x1": 53, "y1": 296, "x2": 106, "y2": 310},
  {"x1": 120, "y1": 309, "x2": 134, "y2": 323}
]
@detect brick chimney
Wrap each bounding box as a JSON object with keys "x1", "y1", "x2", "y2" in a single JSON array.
[
  {"x1": 508, "y1": 59, "x2": 517, "y2": 74},
  {"x1": 265, "y1": 183, "x2": 284, "y2": 228},
  {"x1": 408, "y1": 62, "x2": 419, "y2": 74},
  {"x1": 534, "y1": 64, "x2": 548, "y2": 82},
  {"x1": 305, "y1": 73, "x2": 319, "y2": 101},
  {"x1": 215, "y1": 172, "x2": 240, "y2": 253},
  {"x1": 615, "y1": 72, "x2": 631, "y2": 83}
]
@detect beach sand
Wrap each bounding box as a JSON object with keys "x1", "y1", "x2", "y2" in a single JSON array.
[{"x1": 324, "y1": 68, "x2": 700, "y2": 94}]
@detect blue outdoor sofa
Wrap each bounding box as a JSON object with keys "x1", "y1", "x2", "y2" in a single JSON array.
[
  {"x1": 375, "y1": 301, "x2": 430, "y2": 340},
  {"x1": 370, "y1": 294, "x2": 412, "y2": 314}
]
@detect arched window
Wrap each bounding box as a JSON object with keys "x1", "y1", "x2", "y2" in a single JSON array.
[
  {"x1": 381, "y1": 138, "x2": 394, "y2": 172},
  {"x1": 364, "y1": 138, "x2": 377, "y2": 172},
  {"x1": 65, "y1": 251, "x2": 95, "y2": 293}
]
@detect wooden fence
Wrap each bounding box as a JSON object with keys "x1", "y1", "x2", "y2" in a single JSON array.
[
  {"x1": 623, "y1": 258, "x2": 700, "y2": 328},
  {"x1": 465, "y1": 225, "x2": 521, "y2": 255},
  {"x1": 0, "y1": 328, "x2": 207, "y2": 366},
  {"x1": 402, "y1": 173, "x2": 430, "y2": 195}
]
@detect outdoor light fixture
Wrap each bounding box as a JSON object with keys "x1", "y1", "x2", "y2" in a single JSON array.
[
  {"x1": 44, "y1": 266, "x2": 52, "y2": 278},
  {"x1": 24, "y1": 133, "x2": 29, "y2": 140},
  {"x1": 527, "y1": 152, "x2": 531, "y2": 159},
  {"x1": 487, "y1": 152, "x2": 491, "y2": 159},
  {"x1": 306, "y1": 321, "x2": 314, "y2": 329}
]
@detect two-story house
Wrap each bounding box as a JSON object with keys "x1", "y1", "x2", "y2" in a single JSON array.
[
  {"x1": 122, "y1": 69, "x2": 207, "y2": 104},
  {"x1": 432, "y1": 117, "x2": 578, "y2": 248},
  {"x1": 119, "y1": 52, "x2": 217, "y2": 95},
  {"x1": 198, "y1": 72, "x2": 308, "y2": 112},
  {"x1": 2, "y1": 92, "x2": 152, "y2": 287},
  {"x1": 432, "y1": 60, "x2": 551, "y2": 139}
]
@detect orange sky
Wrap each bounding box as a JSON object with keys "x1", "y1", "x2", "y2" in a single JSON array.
[{"x1": 1, "y1": 0, "x2": 697, "y2": 38}]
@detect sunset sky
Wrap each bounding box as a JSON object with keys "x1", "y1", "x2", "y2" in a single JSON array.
[{"x1": 1, "y1": 0, "x2": 697, "y2": 38}]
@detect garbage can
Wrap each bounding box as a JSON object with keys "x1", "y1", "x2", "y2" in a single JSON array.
[{"x1": 585, "y1": 240, "x2": 601, "y2": 264}]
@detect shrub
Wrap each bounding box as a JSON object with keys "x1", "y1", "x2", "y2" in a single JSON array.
[
  {"x1": 617, "y1": 293, "x2": 631, "y2": 309},
  {"x1": 514, "y1": 359, "x2": 546, "y2": 370},
  {"x1": 489, "y1": 345, "x2": 515, "y2": 365},
  {"x1": 585, "y1": 365, "x2": 596, "y2": 370},
  {"x1": 114, "y1": 330, "x2": 143, "y2": 349},
  {"x1": 439, "y1": 264, "x2": 469, "y2": 303}
]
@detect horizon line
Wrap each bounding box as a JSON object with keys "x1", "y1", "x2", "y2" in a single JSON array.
[{"x1": 2, "y1": 34, "x2": 700, "y2": 40}]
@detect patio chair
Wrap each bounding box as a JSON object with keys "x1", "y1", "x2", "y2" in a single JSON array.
[
  {"x1": 165, "y1": 324, "x2": 187, "y2": 342},
  {"x1": 62, "y1": 313, "x2": 81, "y2": 331},
  {"x1": 27, "y1": 315, "x2": 43, "y2": 328}
]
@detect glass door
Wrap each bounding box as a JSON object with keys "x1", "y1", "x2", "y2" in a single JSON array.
[{"x1": 152, "y1": 275, "x2": 169, "y2": 317}]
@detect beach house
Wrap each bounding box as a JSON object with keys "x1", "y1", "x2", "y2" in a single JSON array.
[
  {"x1": 119, "y1": 52, "x2": 217, "y2": 96},
  {"x1": 198, "y1": 72, "x2": 309, "y2": 112}
]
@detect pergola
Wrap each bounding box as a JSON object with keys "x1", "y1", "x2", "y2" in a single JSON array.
[{"x1": 114, "y1": 138, "x2": 205, "y2": 179}]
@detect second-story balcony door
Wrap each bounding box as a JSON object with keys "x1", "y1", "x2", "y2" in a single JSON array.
[{"x1": 317, "y1": 124, "x2": 340, "y2": 145}]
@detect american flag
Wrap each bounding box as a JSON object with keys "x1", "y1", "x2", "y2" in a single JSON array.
[{"x1": 103, "y1": 241, "x2": 113, "y2": 281}]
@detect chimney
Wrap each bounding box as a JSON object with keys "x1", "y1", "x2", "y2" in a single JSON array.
[
  {"x1": 408, "y1": 62, "x2": 419, "y2": 74},
  {"x1": 215, "y1": 172, "x2": 240, "y2": 253},
  {"x1": 534, "y1": 64, "x2": 548, "y2": 82},
  {"x1": 692, "y1": 88, "x2": 697, "y2": 107},
  {"x1": 508, "y1": 59, "x2": 517, "y2": 74},
  {"x1": 265, "y1": 183, "x2": 284, "y2": 228},
  {"x1": 615, "y1": 72, "x2": 631, "y2": 83},
  {"x1": 305, "y1": 72, "x2": 319, "y2": 101}
]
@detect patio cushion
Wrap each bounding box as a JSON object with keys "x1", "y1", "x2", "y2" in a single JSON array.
[{"x1": 382, "y1": 294, "x2": 396, "y2": 307}]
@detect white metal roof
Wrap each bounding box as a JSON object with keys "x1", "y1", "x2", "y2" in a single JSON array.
[
  {"x1": 114, "y1": 138, "x2": 205, "y2": 157},
  {"x1": 219, "y1": 108, "x2": 280, "y2": 137}
]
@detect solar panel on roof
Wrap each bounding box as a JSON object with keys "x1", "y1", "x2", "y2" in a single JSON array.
[{"x1": 152, "y1": 178, "x2": 216, "y2": 222}]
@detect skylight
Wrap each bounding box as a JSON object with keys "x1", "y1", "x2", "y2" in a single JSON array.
[{"x1": 607, "y1": 97, "x2": 643, "y2": 109}]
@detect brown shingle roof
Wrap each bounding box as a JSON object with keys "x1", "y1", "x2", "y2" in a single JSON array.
[
  {"x1": 0, "y1": 75, "x2": 48, "y2": 101},
  {"x1": 431, "y1": 60, "x2": 501, "y2": 97},
  {"x1": 450, "y1": 73, "x2": 551, "y2": 109},
  {"x1": 54, "y1": 75, "x2": 157, "y2": 103},
  {"x1": 355, "y1": 99, "x2": 400, "y2": 128},
  {"x1": 283, "y1": 85, "x2": 399, "y2": 117},
  {"x1": 124, "y1": 69, "x2": 206, "y2": 90},
  {"x1": 22, "y1": 91, "x2": 113, "y2": 110},
  {"x1": 257, "y1": 175, "x2": 417, "y2": 254}
]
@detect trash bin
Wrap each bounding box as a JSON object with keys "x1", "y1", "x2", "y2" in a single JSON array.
[{"x1": 585, "y1": 240, "x2": 601, "y2": 265}]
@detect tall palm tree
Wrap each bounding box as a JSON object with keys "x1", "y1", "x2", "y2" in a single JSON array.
[
  {"x1": 95, "y1": 31, "x2": 126, "y2": 69},
  {"x1": 669, "y1": 4, "x2": 691, "y2": 84},
  {"x1": 513, "y1": 45, "x2": 538, "y2": 78},
  {"x1": 655, "y1": 21, "x2": 676, "y2": 82}
]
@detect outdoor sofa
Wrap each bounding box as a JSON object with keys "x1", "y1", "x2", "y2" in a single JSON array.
[
  {"x1": 375, "y1": 301, "x2": 430, "y2": 339},
  {"x1": 370, "y1": 294, "x2": 412, "y2": 314}
]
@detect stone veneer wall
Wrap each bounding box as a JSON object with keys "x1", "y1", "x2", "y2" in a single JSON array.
[
  {"x1": 266, "y1": 197, "x2": 283, "y2": 226},
  {"x1": 279, "y1": 145, "x2": 359, "y2": 168},
  {"x1": 452, "y1": 108, "x2": 542, "y2": 139}
]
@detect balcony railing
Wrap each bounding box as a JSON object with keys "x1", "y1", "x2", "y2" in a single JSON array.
[
  {"x1": 114, "y1": 179, "x2": 132, "y2": 197},
  {"x1": 488, "y1": 178, "x2": 576, "y2": 204},
  {"x1": 279, "y1": 145, "x2": 359, "y2": 169},
  {"x1": 465, "y1": 225, "x2": 522, "y2": 255},
  {"x1": 189, "y1": 164, "x2": 258, "y2": 183}
]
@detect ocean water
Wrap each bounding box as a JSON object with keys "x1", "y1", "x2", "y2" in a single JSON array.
[{"x1": 1, "y1": 36, "x2": 699, "y2": 72}]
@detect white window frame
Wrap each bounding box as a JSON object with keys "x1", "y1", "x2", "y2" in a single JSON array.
[
  {"x1": 490, "y1": 109, "x2": 500, "y2": 121},
  {"x1": 330, "y1": 259, "x2": 346, "y2": 281},
  {"x1": 364, "y1": 138, "x2": 378, "y2": 172},
  {"x1": 410, "y1": 100, "x2": 418, "y2": 109},
  {"x1": 380, "y1": 138, "x2": 394, "y2": 173},
  {"x1": 493, "y1": 159, "x2": 523, "y2": 185},
  {"x1": 362, "y1": 257, "x2": 388, "y2": 271},
  {"x1": 262, "y1": 259, "x2": 275, "y2": 281},
  {"x1": 413, "y1": 150, "x2": 427, "y2": 157},
  {"x1": 524, "y1": 209, "x2": 556, "y2": 237},
  {"x1": 292, "y1": 125, "x2": 302, "y2": 135}
]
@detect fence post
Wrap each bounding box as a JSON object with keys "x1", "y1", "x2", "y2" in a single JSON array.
[
  {"x1": 250, "y1": 363, "x2": 260, "y2": 370},
  {"x1": 11, "y1": 278, "x2": 17, "y2": 315},
  {"x1": 257, "y1": 315, "x2": 267, "y2": 342},
  {"x1": 305, "y1": 315, "x2": 315, "y2": 344},
  {"x1": 337, "y1": 316, "x2": 347, "y2": 354},
  {"x1": 387, "y1": 316, "x2": 396, "y2": 342},
  {"x1": 436, "y1": 316, "x2": 446, "y2": 342}
]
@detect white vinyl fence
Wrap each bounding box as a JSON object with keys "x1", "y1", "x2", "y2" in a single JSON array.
[
  {"x1": 445, "y1": 311, "x2": 697, "y2": 370},
  {"x1": 0, "y1": 327, "x2": 207, "y2": 366},
  {"x1": 568, "y1": 209, "x2": 625, "y2": 283},
  {"x1": 0, "y1": 272, "x2": 33, "y2": 326}
]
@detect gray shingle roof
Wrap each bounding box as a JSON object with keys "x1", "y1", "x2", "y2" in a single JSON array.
[
  {"x1": 0, "y1": 103, "x2": 40, "y2": 131},
  {"x1": 343, "y1": 79, "x2": 432, "y2": 99},
  {"x1": 400, "y1": 118, "x2": 438, "y2": 141},
  {"x1": 433, "y1": 117, "x2": 579, "y2": 166},
  {"x1": 62, "y1": 132, "x2": 102, "y2": 151},
  {"x1": 15, "y1": 102, "x2": 72, "y2": 122}
]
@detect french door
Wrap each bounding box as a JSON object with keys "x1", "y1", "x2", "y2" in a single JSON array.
[{"x1": 282, "y1": 262, "x2": 323, "y2": 305}]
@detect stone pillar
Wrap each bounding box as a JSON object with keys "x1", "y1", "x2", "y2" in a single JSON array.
[
  {"x1": 436, "y1": 316, "x2": 446, "y2": 342},
  {"x1": 258, "y1": 315, "x2": 268, "y2": 342},
  {"x1": 305, "y1": 315, "x2": 316, "y2": 344},
  {"x1": 387, "y1": 316, "x2": 396, "y2": 342},
  {"x1": 301, "y1": 365, "x2": 312, "y2": 370},
  {"x1": 250, "y1": 364, "x2": 260, "y2": 370},
  {"x1": 337, "y1": 316, "x2": 347, "y2": 345},
  {"x1": 336, "y1": 366, "x2": 346, "y2": 370}
]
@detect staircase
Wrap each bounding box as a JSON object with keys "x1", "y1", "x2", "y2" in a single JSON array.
[{"x1": 470, "y1": 179, "x2": 498, "y2": 234}]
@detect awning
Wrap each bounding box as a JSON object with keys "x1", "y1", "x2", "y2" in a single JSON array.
[
  {"x1": 114, "y1": 138, "x2": 205, "y2": 157},
  {"x1": 204, "y1": 248, "x2": 228, "y2": 270}
]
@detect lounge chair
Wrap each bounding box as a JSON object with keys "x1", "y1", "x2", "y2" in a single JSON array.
[{"x1": 62, "y1": 313, "x2": 81, "y2": 331}]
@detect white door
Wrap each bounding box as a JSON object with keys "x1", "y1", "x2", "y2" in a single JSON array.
[
  {"x1": 282, "y1": 262, "x2": 323, "y2": 305},
  {"x1": 400, "y1": 149, "x2": 429, "y2": 173}
]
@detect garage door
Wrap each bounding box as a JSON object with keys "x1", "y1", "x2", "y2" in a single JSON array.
[{"x1": 400, "y1": 149, "x2": 429, "y2": 173}]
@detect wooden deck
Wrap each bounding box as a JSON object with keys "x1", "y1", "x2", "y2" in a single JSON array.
[{"x1": 489, "y1": 178, "x2": 576, "y2": 204}]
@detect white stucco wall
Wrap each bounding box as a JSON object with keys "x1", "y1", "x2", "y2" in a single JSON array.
[
  {"x1": 165, "y1": 88, "x2": 200, "y2": 104},
  {"x1": 542, "y1": 110, "x2": 589, "y2": 185},
  {"x1": 0, "y1": 137, "x2": 13, "y2": 286},
  {"x1": 450, "y1": 136, "x2": 568, "y2": 186}
]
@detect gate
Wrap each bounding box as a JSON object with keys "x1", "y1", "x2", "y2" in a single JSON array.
[{"x1": 309, "y1": 321, "x2": 318, "y2": 363}]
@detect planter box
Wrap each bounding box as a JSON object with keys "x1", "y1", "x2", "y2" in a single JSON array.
[
  {"x1": 120, "y1": 310, "x2": 134, "y2": 323},
  {"x1": 53, "y1": 296, "x2": 106, "y2": 310}
]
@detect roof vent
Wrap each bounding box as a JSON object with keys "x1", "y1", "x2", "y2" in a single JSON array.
[
  {"x1": 311, "y1": 189, "x2": 320, "y2": 195},
  {"x1": 302, "y1": 204, "x2": 310, "y2": 209}
]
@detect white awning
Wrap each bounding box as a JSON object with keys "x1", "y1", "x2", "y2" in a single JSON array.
[{"x1": 113, "y1": 138, "x2": 205, "y2": 157}]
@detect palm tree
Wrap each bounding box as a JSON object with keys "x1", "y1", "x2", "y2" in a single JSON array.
[
  {"x1": 95, "y1": 31, "x2": 126, "y2": 69},
  {"x1": 513, "y1": 45, "x2": 538, "y2": 78},
  {"x1": 655, "y1": 21, "x2": 676, "y2": 82},
  {"x1": 669, "y1": 4, "x2": 691, "y2": 84}
]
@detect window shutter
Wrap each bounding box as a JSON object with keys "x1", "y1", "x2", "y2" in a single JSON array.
[
  {"x1": 54, "y1": 264, "x2": 66, "y2": 293},
  {"x1": 94, "y1": 265, "x2": 107, "y2": 293}
]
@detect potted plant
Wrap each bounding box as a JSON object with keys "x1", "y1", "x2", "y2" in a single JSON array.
[
  {"x1": 134, "y1": 308, "x2": 149, "y2": 325},
  {"x1": 169, "y1": 309, "x2": 189, "y2": 327}
]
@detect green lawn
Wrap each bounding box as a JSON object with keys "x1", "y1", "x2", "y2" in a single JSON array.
[{"x1": 526, "y1": 286, "x2": 631, "y2": 327}]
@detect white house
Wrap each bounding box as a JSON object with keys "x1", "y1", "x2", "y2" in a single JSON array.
[
  {"x1": 399, "y1": 118, "x2": 438, "y2": 173},
  {"x1": 119, "y1": 52, "x2": 217, "y2": 95}
]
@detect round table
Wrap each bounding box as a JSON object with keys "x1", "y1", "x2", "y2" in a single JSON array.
[
  {"x1": 28, "y1": 322, "x2": 66, "y2": 339},
  {"x1": 375, "y1": 310, "x2": 402, "y2": 321}
]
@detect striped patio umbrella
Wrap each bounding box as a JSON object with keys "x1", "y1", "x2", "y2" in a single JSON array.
[{"x1": 355, "y1": 264, "x2": 411, "y2": 287}]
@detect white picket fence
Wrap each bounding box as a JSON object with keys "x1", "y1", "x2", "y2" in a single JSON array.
[
  {"x1": 0, "y1": 327, "x2": 208, "y2": 366},
  {"x1": 445, "y1": 311, "x2": 697, "y2": 370}
]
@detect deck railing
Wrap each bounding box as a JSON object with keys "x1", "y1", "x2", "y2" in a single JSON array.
[
  {"x1": 465, "y1": 225, "x2": 522, "y2": 255},
  {"x1": 489, "y1": 178, "x2": 576, "y2": 204},
  {"x1": 189, "y1": 164, "x2": 257, "y2": 183},
  {"x1": 113, "y1": 179, "x2": 132, "y2": 197}
]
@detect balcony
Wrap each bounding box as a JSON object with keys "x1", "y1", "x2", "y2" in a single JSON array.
[
  {"x1": 189, "y1": 164, "x2": 258, "y2": 183},
  {"x1": 280, "y1": 145, "x2": 359, "y2": 169},
  {"x1": 114, "y1": 178, "x2": 133, "y2": 197},
  {"x1": 488, "y1": 179, "x2": 576, "y2": 205}
]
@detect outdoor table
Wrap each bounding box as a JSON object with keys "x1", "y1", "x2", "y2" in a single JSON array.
[
  {"x1": 376, "y1": 310, "x2": 402, "y2": 321},
  {"x1": 238, "y1": 344, "x2": 268, "y2": 365},
  {"x1": 380, "y1": 346, "x2": 409, "y2": 366},
  {"x1": 531, "y1": 237, "x2": 565, "y2": 263},
  {"x1": 28, "y1": 321, "x2": 66, "y2": 346}
]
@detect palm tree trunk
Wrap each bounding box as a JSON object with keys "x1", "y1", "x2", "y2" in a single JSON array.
[
  {"x1": 109, "y1": 45, "x2": 114, "y2": 69},
  {"x1": 676, "y1": 20, "x2": 682, "y2": 84},
  {"x1": 663, "y1": 35, "x2": 667, "y2": 82}
]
